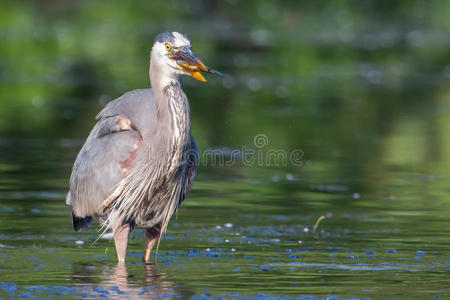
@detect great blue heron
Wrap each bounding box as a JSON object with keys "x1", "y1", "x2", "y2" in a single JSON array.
[{"x1": 66, "y1": 32, "x2": 222, "y2": 262}]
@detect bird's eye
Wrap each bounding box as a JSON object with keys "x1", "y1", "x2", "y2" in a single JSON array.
[{"x1": 165, "y1": 43, "x2": 171, "y2": 51}]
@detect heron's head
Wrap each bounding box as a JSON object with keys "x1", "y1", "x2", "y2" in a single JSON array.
[{"x1": 151, "y1": 31, "x2": 223, "y2": 83}]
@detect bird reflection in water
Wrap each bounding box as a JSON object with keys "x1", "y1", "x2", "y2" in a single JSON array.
[
  {"x1": 72, "y1": 262, "x2": 176, "y2": 298},
  {"x1": 113, "y1": 262, "x2": 175, "y2": 298}
]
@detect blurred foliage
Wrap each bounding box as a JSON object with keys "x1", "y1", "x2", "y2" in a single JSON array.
[{"x1": 0, "y1": 0, "x2": 449, "y2": 203}]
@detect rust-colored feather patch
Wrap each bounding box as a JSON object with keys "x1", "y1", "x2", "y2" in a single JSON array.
[{"x1": 119, "y1": 129, "x2": 143, "y2": 177}]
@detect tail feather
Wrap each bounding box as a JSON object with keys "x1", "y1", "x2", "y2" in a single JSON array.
[{"x1": 72, "y1": 211, "x2": 92, "y2": 231}]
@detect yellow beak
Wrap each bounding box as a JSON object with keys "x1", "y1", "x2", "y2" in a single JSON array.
[{"x1": 169, "y1": 49, "x2": 222, "y2": 82}]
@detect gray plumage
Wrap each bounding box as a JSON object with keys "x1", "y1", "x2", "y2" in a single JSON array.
[
  {"x1": 65, "y1": 32, "x2": 214, "y2": 262},
  {"x1": 154, "y1": 32, "x2": 188, "y2": 44},
  {"x1": 67, "y1": 86, "x2": 197, "y2": 230}
]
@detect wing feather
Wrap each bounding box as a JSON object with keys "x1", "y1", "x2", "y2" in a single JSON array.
[
  {"x1": 68, "y1": 115, "x2": 140, "y2": 218},
  {"x1": 67, "y1": 89, "x2": 156, "y2": 222}
]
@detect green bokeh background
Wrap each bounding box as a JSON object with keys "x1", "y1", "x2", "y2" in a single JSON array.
[{"x1": 0, "y1": 0, "x2": 449, "y2": 298}]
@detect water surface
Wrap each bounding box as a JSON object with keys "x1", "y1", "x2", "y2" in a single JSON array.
[{"x1": 1, "y1": 0, "x2": 450, "y2": 299}]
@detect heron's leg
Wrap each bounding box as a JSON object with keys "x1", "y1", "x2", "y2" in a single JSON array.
[
  {"x1": 114, "y1": 223, "x2": 130, "y2": 262},
  {"x1": 143, "y1": 224, "x2": 161, "y2": 263}
]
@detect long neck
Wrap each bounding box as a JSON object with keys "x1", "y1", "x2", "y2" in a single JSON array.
[
  {"x1": 149, "y1": 56, "x2": 178, "y2": 101},
  {"x1": 149, "y1": 56, "x2": 191, "y2": 163}
]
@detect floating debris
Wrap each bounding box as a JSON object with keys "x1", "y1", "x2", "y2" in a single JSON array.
[
  {"x1": 312, "y1": 215, "x2": 327, "y2": 234},
  {"x1": 224, "y1": 223, "x2": 233, "y2": 228}
]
